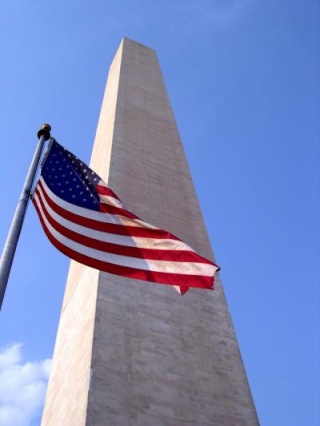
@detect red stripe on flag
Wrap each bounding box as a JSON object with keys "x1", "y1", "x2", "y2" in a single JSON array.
[
  {"x1": 37, "y1": 181, "x2": 179, "y2": 240},
  {"x1": 33, "y1": 198, "x2": 215, "y2": 290},
  {"x1": 35, "y1": 190, "x2": 214, "y2": 264},
  {"x1": 96, "y1": 183, "x2": 121, "y2": 200},
  {"x1": 99, "y1": 203, "x2": 139, "y2": 220}
]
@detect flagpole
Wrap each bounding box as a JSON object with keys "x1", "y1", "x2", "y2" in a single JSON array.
[{"x1": 0, "y1": 124, "x2": 51, "y2": 310}]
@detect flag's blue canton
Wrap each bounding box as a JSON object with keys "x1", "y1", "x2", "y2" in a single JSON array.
[{"x1": 41, "y1": 140, "x2": 101, "y2": 211}]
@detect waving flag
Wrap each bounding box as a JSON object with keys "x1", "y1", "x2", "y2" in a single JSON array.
[{"x1": 32, "y1": 139, "x2": 219, "y2": 295}]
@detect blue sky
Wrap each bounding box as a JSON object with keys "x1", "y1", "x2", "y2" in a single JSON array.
[{"x1": 0, "y1": 1, "x2": 319, "y2": 425}]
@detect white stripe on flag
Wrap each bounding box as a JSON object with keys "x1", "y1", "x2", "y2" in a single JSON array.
[
  {"x1": 35, "y1": 186, "x2": 189, "y2": 251},
  {"x1": 39, "y1": 177, "x2": 143, "y2": 228},
  {"x1": 33, "y1": 194, "x2": 216, "y2": 277}
]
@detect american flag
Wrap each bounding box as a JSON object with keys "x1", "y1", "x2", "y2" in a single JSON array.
[{"x1": 32, "y1": 139, "x2": 219, "y2": 295}]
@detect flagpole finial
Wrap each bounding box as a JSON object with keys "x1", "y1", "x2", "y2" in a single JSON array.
[{"x1": 37, "y1": 124, "x2": 51, "y2": 141}]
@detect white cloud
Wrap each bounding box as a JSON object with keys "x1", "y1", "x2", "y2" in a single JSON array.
[{"x1": 0, "y1": 344, "x2": 51, "y2": 426}]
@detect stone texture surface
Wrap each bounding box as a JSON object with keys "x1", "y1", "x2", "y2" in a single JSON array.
[
  {"x1": 41, "y1": 263, "x2": 99, "y2": 425},
  {"x1": 42, "y1": 38, "x2": 259, "y2": 425}
]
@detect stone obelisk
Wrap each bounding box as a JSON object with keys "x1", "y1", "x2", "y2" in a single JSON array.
[{"x1": 41, "y1": 38, "x2": 259, "y2": 425}]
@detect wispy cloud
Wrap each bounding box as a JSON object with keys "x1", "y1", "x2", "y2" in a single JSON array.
[{"x1": 0, "y1": 344, "x2": 51, "y2": 426}]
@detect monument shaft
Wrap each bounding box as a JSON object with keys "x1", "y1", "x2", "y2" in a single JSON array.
[{"x1": 42, "y1": 38, "x2": 258, "y2": 425}]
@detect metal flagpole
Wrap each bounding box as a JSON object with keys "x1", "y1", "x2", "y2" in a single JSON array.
[{"x1": 0, "y1": 124, "x2": 51, "y2": 310}]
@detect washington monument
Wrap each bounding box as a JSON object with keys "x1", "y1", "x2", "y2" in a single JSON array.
[{"x1": 41, "y1": 38, "x2": 258, "y2": 425}]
